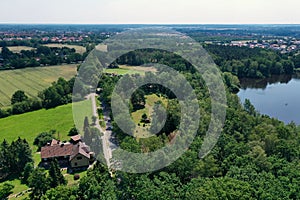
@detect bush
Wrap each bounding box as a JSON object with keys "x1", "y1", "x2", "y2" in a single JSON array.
[
  {"x1": 68, "y1": 126, "x2": 79, "y2": 136},
  {"x1": 74, "y1": 174, "x2": 80, "y2": 180},
  {"x1": 33, "y1": 130, "x2": 56, "y2": 151}
]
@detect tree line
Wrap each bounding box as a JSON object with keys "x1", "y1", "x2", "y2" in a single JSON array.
[
  {"x1": 114, "y1": 46, "x2": 298, "y2": 79},
  {"x1": 0, "y1": 46, "x2": 83, "y2": 70}
]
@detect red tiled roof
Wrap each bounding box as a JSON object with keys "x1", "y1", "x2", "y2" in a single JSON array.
[
  {"x1": 41, "y1": 143, "x2": 73, "y2": 159},
  {"x1": 70, "y1": 142, "x2": 90, "y2": 161}
]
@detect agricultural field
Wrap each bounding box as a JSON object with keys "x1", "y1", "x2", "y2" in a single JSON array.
[
  {"x1": 105, "y1": 65, "x2": 157, "y2": 75},
  {"x1": 0, "y1": 65, "x2": 77, "y2": 107},
  {"x1": 0, "y1": 44, "x2": 86, "y2": 54},
  {"x1": 131, "y1": 94, "x2": 168, "y2": 138},
  {"x1": 43, "y1": 44, "x2": 86, "y2": 54},
  {"x1": 0, "y1": 46, "x2": 36, "y2": 53}
]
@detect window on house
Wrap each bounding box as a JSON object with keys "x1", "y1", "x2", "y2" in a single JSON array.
[{"x1": 77, "y1": 156, "x2": 82, "y2": 160}]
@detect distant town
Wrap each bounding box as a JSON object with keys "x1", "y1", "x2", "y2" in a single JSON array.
[{"x1": 207, "y1": 38, "x2": 300, "y2": 54}]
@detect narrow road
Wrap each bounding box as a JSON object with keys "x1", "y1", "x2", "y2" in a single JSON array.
[{"x1": 89, "y1": 93, "x2": 114, "y2": 169}]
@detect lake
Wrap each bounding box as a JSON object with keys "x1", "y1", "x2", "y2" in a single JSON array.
[{"x1": 238, "y1": 75, "x2": 300, "y2": 124}]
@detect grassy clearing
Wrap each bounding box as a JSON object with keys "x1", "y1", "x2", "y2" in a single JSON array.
[
  {"x1": 131, "y1": 94, "x2": 168, "y2": 138},
  {"x1": 63, "y1": 170, "x2": 87, "y2": 187},
  {"x1": 7, "y1": 179, "x2": 29, "y2": 196},
  {"x1": 0, "y1": 65, "x2": 77, "y2": 107},
  {"x1": 105, "y1": 65, "x2": 157, "y2": 76},
  {"x1": 43, "y1": 44, "x2": 86, "y2": 54}
]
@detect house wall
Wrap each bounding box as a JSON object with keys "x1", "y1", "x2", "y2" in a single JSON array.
[{"x1": 70, "y1": 154, "x2": 90, "y2": 168}]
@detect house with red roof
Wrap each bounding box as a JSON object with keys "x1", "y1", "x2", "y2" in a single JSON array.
[{"x1": 40, "y1": 135, "x2": 94, "y2": 170}]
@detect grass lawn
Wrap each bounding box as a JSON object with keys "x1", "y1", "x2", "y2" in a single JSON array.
[
  {"x1": 0, "y1": 103, "x2": 74, "y2": 150},
  {"x1": 131, "y1": 94, "x2": 168, "y2": 138},
  {"x1": 73, "y1": 99, "x2": 93, "y2": 134},
  {"x1": 9, "y1": 179, "x2": 28, "y2": 194},
  {"x1": 43, "y1": 44, "x2": 86, "y2": 54},
  {"x1": 63, "y1": 170, "x2": 87, "y2": 187},
  {"x1": 0, "y1": 65, "x2": 77, "y2": 107},
  {"x1": 105, "y1": 65, "x2": 157, "y2": 76},
  {"x1": 33, "y1": 152, "x2": 41, "y2": 167}
]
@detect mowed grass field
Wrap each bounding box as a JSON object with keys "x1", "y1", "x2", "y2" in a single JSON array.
[
  {"x1": 0, "y1": 65, "x2": 77, "y2": 107},
  {"x1": 0, "y1": 100, "x2": 92, "y2": 150},
  {"x1": 105, "y1": 65, "x2": 157, "y2": 75},
  {"x1": 43, "y1": 44, "x2": 86, "y2": 54}
]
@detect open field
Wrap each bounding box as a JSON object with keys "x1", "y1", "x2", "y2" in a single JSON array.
[
  {"x1": 0, "y1": 46, "x2": 36, "y2": 53},
  {"x1": 0, "y1": 103, "x2": 74, "y2": 150},
  {"x1": 0, "y1": 65, "x2": 77, "y2": 107},
  {"x1": 105, "y1": 65, "x2": 157, "y2": 75},
  {"x1": 0, "y1": 44, "x2": 85, "y2": 54},
  {"x1": 43, "y1": 44, "x2": 86, "y2": 54},
  {"x1": 131, "y1": 94, "x2": 168, "y2": 138},
  {"x1": 0, "y1": 101, "x2": 92, "y2": 150}
]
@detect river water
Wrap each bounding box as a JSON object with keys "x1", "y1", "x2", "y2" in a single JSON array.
[{"x1": 238, "y1": 75, "x2": 300, "y2": 124}]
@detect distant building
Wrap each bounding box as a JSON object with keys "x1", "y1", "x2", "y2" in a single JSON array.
[{"x1": 40, "y1": 135, "x2": 95, "y2": 170}]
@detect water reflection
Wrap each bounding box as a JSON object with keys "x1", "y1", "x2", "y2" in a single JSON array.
[
  {"x1": 238, "y1": 73, "x2": 300, "y2": 124},
  {"x1": 239, "y1": 74, "x2": 300, "y2": 90}
]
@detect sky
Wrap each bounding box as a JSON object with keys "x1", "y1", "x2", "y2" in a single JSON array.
[{"x1": 1, "y1": 0, "x2": 300, "y2": 24}]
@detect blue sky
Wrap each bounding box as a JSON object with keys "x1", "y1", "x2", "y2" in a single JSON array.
[{"x1": 1, "y1": 0, "x2": 299, "y2": 24}]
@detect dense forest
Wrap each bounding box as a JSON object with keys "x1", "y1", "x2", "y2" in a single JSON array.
[
  {"x1": 2, "y1": 41, "x2": 300, "y2": 199},
  {"x1": 62, "y1": 49, "x2": 300, "y2": 199},
  {"x1": 15, "y1": 69, "x2": 300, "y2": 199},
  {"x1": 115, "y1": 46, "x2": 298, "y2": 79},
  {"x1": 205, "y1": 44, "x2": 295, "y2": 78}
]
